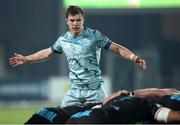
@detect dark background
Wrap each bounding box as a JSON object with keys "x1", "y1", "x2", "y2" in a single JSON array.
[{"x1": 0, "y1": 0, "x2": 180, "y2": 95}]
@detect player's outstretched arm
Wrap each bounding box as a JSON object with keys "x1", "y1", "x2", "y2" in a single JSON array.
[
  {"x1": 9, "y1": 47, "x2": 54, "y2": 67},
  {"x1": 108, "y1": 42, "x2": 147, "y2": 70}
]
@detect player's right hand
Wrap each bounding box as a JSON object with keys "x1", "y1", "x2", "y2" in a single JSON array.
[{"x1": 9, "y1": 53, "x2": 28, "y2": 67}]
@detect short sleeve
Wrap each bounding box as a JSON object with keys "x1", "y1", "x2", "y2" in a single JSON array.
[
  {"x1": 51, "y1": 37, "x2": 63, "y2": 54},
  {"x1": 95, "y1": 30, "x2": 112, "y2": 49}
]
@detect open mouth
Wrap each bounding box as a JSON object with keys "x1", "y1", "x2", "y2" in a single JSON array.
[{"x1": 73, "y1": 27, "x2": 79, "y2": 30}]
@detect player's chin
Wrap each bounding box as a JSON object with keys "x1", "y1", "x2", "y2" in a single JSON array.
[{"x1": 73, "y1": 30, "x2": 79, "y2": 33}]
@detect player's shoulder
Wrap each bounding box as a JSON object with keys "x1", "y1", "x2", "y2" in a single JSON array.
[
  {"x1": 158, "y1": 94, "x2": 180, "y2": 110},
  {"x1": 56, "y1": 32, "x2": 69, "y2": 42},
  {"x1": 60, "y1": 31, "x2": 69, "y2": 39},
  {"x1": 84, "y1": 27, "x2": 100, "y2": 36},
  {"x1": 161, "y1": 94, "x2": 180, "y2": 99}
]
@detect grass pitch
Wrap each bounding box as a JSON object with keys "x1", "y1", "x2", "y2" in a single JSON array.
[{"x1": 0, "y1": 107, "x2": 37, "y2": 124}]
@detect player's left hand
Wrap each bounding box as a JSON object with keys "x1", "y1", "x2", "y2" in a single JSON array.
[
  {"x1": 162, "y1": 88, "x2": 179, "y2": 95},
  {"x1": 102, "y1": 90, "x2": 129, "y2": 105},
  {"x1": 133, "y1": 55, "x2": 147, "y2": 70}
]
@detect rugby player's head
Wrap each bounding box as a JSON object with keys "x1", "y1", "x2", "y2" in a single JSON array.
[
  {"x1": 65, "y1": 5, "x2": 85, "y2": 36},
  {"x1": 65, "y1": 5, "x2": 85, "y2": 19}
]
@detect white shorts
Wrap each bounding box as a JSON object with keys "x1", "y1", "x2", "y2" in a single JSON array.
[{"x1": 61, "y1": 84, "x2": 107, "y2": 107}]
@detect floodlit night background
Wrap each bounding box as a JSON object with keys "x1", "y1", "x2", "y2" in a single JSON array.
[{"x1": 0, "y1": 0, "x2": 180, "y2": 123}]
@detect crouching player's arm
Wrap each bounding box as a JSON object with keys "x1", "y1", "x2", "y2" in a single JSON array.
[
  {"x1": 167, "y1": 110, "x2": 180, "y2": 123},
  {"x1": 133, "y1": 88, "x2": 179, "y2": 98},
  {"x1": 102, "y1": 88, "x2": 179, "y2": 105},
  {"x1": 154, "y1": 107, "x2": 180, "y2": 123}
]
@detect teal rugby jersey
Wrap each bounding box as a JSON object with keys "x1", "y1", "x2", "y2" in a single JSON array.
[{"x1": 51, "y1": 27, "x2": 112, "y2": 87}]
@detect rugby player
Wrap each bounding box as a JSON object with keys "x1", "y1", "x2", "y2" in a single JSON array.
[{"x1": 9, "y1": 5, "x2": 146, "y2": 107}]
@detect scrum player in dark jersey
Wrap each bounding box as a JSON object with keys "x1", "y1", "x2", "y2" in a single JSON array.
[
  {"x1": 25, "y1": 88, "x2": 180, "y2": 124},
  {"x1": 67, "y1": 89, "x2": 180, "y2": 124},
  {"x1": 67, "y1": 93, "x2": 155, "y2": 124},
  {"x1": 24, "y1": 103, "x2": 99, "y2": 124},
  {"x1": 152, "y1": 94, "x2": 180, "y2": 123}
]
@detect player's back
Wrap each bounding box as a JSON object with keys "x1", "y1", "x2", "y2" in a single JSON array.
[
  {"x1": 103, "y1": 94, "x2": 154, "y2": 123},
  {"x1": 156, "y1": 94, "x2": 180, "y2": 110},
  {"x1": 25, "y1": 103, "x2": 99, "y2": 124}
]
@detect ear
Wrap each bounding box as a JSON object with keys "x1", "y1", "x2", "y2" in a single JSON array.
[{"x1": 65, "y1": 18, "x2": 68, "y2": 25}]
